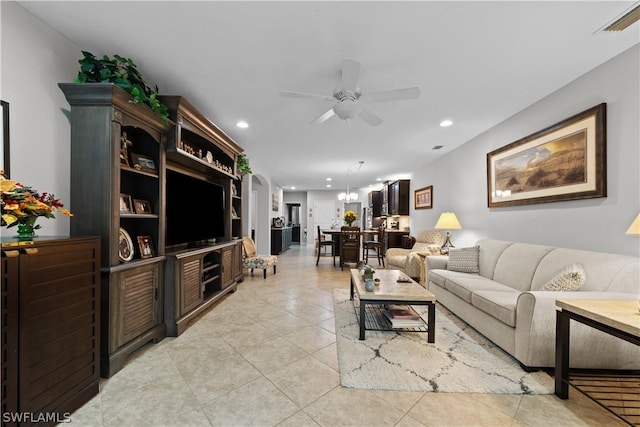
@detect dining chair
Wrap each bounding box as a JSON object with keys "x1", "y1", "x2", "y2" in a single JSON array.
[
  {"x1": 340, "y1": 226, "x2": 361, "y2": 270},
  {"x1": 316, "y1": 225, "x2": 336, "y2": 266},
  {"x1": 363, "y1": 224, "x2": 385, "y2": 267}
]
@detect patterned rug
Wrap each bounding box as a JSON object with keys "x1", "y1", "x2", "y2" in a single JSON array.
[{"x1": 333, "y1": 289, "x2": 554, "y2": 394}]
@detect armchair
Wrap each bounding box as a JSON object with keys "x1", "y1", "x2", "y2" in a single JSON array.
[{"x1": 385, "y1": 229, "x2": 445, "y2": 284}]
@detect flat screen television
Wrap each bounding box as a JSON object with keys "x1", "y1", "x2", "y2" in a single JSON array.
[{"x1": 166, "y1": 169, "x2": 225, "y2": 248}]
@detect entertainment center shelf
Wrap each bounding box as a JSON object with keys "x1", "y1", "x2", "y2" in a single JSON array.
[
  {"x1": 61, "y1": 83, "x2": 246, "y2": 376},
  {"x1": 165, "y1": 241, "x2": 242, "y2": 336}
]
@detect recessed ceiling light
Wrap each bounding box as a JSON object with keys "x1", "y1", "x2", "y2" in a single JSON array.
[
  {"x1": 326, "y1": 184, "x2": 332, "y2": 188},
  {"x1": 326, "y1": 177, "x2": 332, "y2": 181},
  {"x1": 236, "y1": 121, "x2": 249, "y2": 128},
  {"x1": 440, "y1": 119, "x2": 453, "y2": 127},
  {"x1": 290, "y1": 186, "x2": 296, "y2": 190}
]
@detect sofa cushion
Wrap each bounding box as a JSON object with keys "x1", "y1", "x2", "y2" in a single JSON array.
[
  {"x1": 541, "y1": 263, "x2": 585, "y2": 291},
  {"x1": 471, "y1": 290, "x2": 520, "y2": 327},
  {"x1": 476, "y1": 239, "x2": 514, "y2": 279},
  {"x1": 447, "y1": 246, "x2": 480, "y2": 273},
  {"x1": 492, "y1": 243, "x2": 554, "y2": 292},
  {"x1": 432, "y1": 270, "x2": 514, "y2": 303},
  {"x1": 531, "y1": 248, "x2": 640, "y2": 293}
]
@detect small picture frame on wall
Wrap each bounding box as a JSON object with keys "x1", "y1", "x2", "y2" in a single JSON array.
[
  {"x1": 119, "y1": 193, "x2": 133, "y2": 213},
  {"x1": 414, "y1": 185, "x2": 433, "y2": 209},
  {"x1": 137, "y1": 235, "x2": 155, "y2": 259},
  {"x1": 133, "y1": 199, "x2": 152, "y2": 214}
]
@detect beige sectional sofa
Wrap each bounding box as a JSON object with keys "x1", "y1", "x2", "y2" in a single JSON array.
[{"x1": 426, "y1": 239, "x2": 640, "y2": 370}]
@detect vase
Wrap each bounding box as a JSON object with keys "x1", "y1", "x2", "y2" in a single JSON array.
[
  {"x1": 15, "y1": 218, "x2": 37, "y2": 241},
  {"x1": 365, "y1": 279, "x2": 375, "y2": 292}
]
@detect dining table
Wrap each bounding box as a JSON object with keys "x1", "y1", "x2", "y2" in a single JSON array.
[{"x1": 321, "y1": 228, "x2": 378, "y2": 255}]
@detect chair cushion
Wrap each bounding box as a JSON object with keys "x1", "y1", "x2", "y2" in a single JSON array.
[
  {"x1": 471, "y1": 290, "x2": 520, "y2": 327},
  {"x1": 243, "y1": 255, "x2": 277, "y2": 269}
]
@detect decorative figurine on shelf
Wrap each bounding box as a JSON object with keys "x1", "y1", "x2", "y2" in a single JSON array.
[{"x1": 120, "y1": 131, "x2": 133, "y2": 166}]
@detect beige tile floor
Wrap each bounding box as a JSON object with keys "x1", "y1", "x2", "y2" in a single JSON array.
[{"x1": 70, "y1": 245, "x2": 627, "y2": 426}]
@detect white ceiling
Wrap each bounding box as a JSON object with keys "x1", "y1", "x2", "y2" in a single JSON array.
[{"x1": 19, "y1": 1, "x2": 640, "y2": 193}]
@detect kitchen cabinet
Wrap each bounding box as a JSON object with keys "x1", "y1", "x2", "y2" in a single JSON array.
[{"x1": 389, "y1": 179, "x2": 410, "y2": 216}]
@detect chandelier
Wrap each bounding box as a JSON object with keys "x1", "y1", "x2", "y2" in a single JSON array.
[
  {"x1": 338, "y1": 192, "x2": 358, "y2": 201},
  {"x1": 337, "y1": 161, "x2": 364, "y2": 202}
]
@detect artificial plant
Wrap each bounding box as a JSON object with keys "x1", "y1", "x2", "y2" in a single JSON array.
[{"x1": 74, "y1": 51, "x2": 169, "y2": 125}]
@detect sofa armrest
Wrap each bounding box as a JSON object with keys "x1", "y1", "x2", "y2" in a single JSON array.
[
  {"x1": 515, "y1": 291, "x2": 639, "y2": 367},
  {"x1": 426, "y1": 255, "x2": 448, "y2": 271},
  {"x1": 385, "y1": 248, "x2": 410, "y2": 258}
]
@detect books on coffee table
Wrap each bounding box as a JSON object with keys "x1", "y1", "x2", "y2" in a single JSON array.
[{"x1": 383, "y1": 305, "x2": 424, "y2": 328}]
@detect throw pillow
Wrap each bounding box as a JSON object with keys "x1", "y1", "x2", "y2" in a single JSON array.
[
  {"x1": 541, "y1": 263, "x2": 586, "y2": 291},
  {"x1": 446, "y1": 246, "x2": 480, "y2": 273}
]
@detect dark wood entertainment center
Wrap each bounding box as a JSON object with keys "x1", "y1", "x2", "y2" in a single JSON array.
[{"x1": 60, "y1": 84, "x2": 245, "y2": 378}]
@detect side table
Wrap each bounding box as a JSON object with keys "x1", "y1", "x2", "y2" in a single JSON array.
[{"x1": 554, "y1": 299, "x2": 640, "y2": 399}]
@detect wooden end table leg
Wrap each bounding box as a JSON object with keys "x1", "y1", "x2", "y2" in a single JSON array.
[
  {"x1": 359, "y1": 302, "x2": 366, "y2": 340},
  {"x1": 555, "y1": 309, "x2": 570, "y2": 399},
  {"x1": 427, "y1": 302, "x2": 435, "y2": 343}
]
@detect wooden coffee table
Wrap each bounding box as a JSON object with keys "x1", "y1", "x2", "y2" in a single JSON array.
[{"x1": 349, "y1": 269, "x2": 436, "y2": 341}]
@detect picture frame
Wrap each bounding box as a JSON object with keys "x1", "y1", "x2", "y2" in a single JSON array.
[
  {"x1": 414, "y1": 185, "x2": 433, "y2": 209},
  {"x1": 1, "y1": 100, "x2": 10, "y2": 177},
  {"x1": 133, "y1": 199, "x2": 152, "y2": 214},
  {"x1": 118, "y1": 228, "x2": 134, "y2": 262},
  {"x1": 130, "y1": 153, "x2": 157, "y2": 172},
  {"x1": 119, "y1": 193, "x2": 133, "y2": 213},
  {"x1": 487, "y1": 103, "x2": 606, "y2": 208},
  {"x1": 137, "y1": 235, "x2": 155, "y2": 259},
  {"x1": 272, "y1": 192, "x2": 279, "y2": 211}
]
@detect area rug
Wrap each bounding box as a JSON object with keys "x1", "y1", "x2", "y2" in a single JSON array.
[{"x1": 333, "y1": 289, "x2": 554, "y2": 394}]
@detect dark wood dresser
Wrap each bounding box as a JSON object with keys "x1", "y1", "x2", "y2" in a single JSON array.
[{"x1": 1, "y1": 236, "x2": 100, "y2": 426}]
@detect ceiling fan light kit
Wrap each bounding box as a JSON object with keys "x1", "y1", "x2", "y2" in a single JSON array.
[{"x1": 280, "y1": 58, "x2": 420, "y2": 126}]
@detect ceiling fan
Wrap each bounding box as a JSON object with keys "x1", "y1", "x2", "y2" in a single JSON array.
[{"x1": 279, "y1": 58, "x2": 421, "y2": 126}]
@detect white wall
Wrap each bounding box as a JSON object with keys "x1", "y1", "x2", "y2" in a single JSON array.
[
  {"x1": 409, "y1": 44, "x2": 640, "y2": 257},
  {"x1": 1, "y1": 2, "x2": 81, "y2": 236}
]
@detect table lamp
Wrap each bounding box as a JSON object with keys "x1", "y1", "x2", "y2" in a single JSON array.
[
  {"x1": 435, "y1": 212, "x2": 462, "y2": 254},
  {"x1": 626, "y1": 214, "x2": 640, "y2": 235}
]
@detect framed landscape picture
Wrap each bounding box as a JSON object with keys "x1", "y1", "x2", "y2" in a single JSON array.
[
  {"x1": 414, "y1": 185, "x2": 433, "y2": 209},
  {"x1": 487, "y1": 104, "x2": 606, "y2": 208}
]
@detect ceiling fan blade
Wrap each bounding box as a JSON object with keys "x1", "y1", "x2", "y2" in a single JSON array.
[
  {"x1": 341, "y1": 58, "x2": 361, "y2": 92},
  {"x1": 310, "y1": 108, "x2": 335, "y2": 125},
  {"x1": 360, "y1": 87, "x2": 421, "y2": 103},
  {"x1": 358, "y1": 106, "x2": 383, "y2": 126},
  {"x1": 279, "y1": 90, "x2": 334, "y2": 101}
]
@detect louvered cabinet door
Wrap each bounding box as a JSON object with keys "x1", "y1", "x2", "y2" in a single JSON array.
[
  {"x1": 116, "y1": 264, "x2": 161, "y2": 347},
  {"x1": 179, "y1": 258, "x2": 203, "y2": 316},
  {"x1": 1, "y1": 252, "x2": 19, "y2": 426},
  {"x1": 220, "y1": 246, "x2": 234, "y2": 290}
]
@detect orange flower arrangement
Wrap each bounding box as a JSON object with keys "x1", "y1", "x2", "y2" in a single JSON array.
[{"x1": 1, "y1": 171, "x2": 72, "y2": 232}]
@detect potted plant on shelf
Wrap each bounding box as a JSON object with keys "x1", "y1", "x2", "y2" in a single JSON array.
[
  {"x1": 237, "y1": 153, "x2": 252, "y2": 176},
  {"x1": 74, "y1": 51, "x2": 169, "y2": 125}
]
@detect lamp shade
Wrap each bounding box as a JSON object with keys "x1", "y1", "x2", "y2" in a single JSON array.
[
  {"x1": 626, "y1": 214, "x2": 640, "y2": 235},
  {"x1": 435, "y1": 212, "x2": 462, "y2": 230}
]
